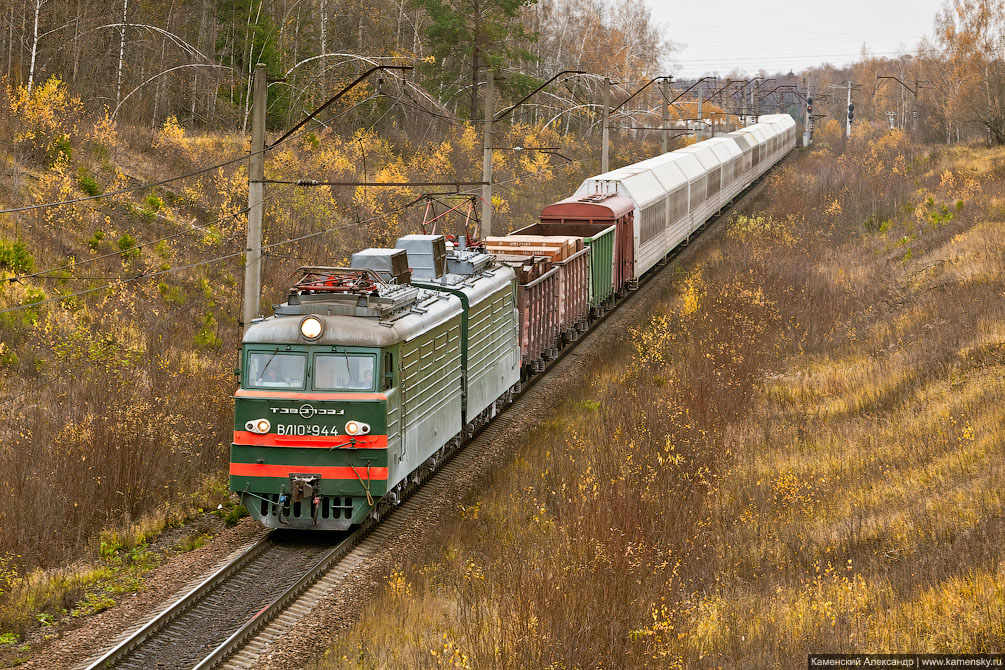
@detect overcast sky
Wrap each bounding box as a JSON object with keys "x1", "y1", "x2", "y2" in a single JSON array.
[{"x1": 645, "y1": 1, "x2": 946, "y2": 78}]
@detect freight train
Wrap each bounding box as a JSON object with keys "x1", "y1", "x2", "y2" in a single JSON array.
[{"x1": 230, "y1": 114, "x2": 798, "y2": 529}]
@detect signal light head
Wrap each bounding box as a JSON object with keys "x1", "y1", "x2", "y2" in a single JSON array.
[
  {"x1": 246, "y1": 418, "x2": 271, "y2": 434},
  {"x1": 344, "y1": 421, "x2": 370, "y2": 436},
  {"x1": 300, "y1": 316, "x2": 323, "y2": 340}
]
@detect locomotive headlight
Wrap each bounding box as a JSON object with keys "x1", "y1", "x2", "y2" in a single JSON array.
[
  {"x1": 246, "y1": 418, "x2": 271, "y2": 434},
  {"x1": 300, "y1": 316, "x2": 323, "y2": 340},
  {"x1": 345, "y1": 421, "x2": 370, "y2": 436}
]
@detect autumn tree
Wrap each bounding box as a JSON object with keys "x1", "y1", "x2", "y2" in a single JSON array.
[{"x1": 933, "y1": 0, "x2": 1005, "y2": 143}]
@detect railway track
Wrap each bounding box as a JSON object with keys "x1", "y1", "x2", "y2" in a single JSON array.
[{"x1": 79, "y1": 164, "x2": 779, "y2": 670}]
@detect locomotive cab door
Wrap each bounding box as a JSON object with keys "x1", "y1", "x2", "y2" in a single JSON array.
[{"x1": 383, "y1": 348, "x2": 405, "y2": 466}]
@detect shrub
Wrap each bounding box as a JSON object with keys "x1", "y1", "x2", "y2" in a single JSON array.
[
  {"x1": 117, "y1": 233, "x2": 140, "y2": 259},
  {"x1": 8, "y1": 76, "x2": 83, "y2": 164},
  {"x1": 201, "y1": 225, "x2": 222, "y2": 247},
  {"x1": 47, "y1": 134, "x2": 72, "y2": 166},
  {"x1": 152, "y1": 115, "x2": 185, "y2": 150},
  {"x1": 0, "y1": 343, "x2": 18, "y2": 368},
  {"x1": 0, "y1": 240, "x2": 34, "y2": 274},
  {"x1": 222, "y1": 505, "x2": 247, "y2": 527},
  {"x1": 18, "y1": 288, "x2": 46, "y2": 326},
  {"x1": 153, "y1": 240, "x2": 171, "y2": 257},
  {"x1": 157, "y1": 282, "x2": 185, "y2": 306},
  {"x1": 194, "y1": 313, "x2": 221, "y2": 349},
  {"x1": 77, "y1": 169, "x2": 101, "y2": 197},
  {"x1": 87, "y1": 230, "x2": 105, "y2": 251}
]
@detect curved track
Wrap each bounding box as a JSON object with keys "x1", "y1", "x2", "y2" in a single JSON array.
[{"x1": 80, "y1": 161, "x2": 782, "y2": 670}]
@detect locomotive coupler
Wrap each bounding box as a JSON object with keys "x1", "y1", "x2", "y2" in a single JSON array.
[
  {"x1": 290, "y1": 476, "x2": 318, "y2": 504},
  {"x1": 290, "y1": 475, "x2": 322, "y2": 525}
]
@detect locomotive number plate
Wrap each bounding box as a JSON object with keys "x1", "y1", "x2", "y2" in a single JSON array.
[{"x1": 276, "y1": 424, "x2": 339, "y2": 436}]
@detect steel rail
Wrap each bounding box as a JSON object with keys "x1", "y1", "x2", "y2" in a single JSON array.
[
  {"x1": 192, "y1": 527, "x2": 367, "y2": 669},
  {"x1": 81, "y1": 530, "x2": 274, "y2": 670}
]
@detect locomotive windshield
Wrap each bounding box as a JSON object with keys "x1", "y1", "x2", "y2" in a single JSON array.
[
  {"x1": 315, "y1": 354, "x2": 375, "y2": 391},
  {"x1": 247, "y1": 352, "x2": 306, "y2": 389}
]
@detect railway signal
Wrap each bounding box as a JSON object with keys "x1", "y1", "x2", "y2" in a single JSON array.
[
  {"x1": 826, "y1": 80, "x2": 857, "y2": 139},
  {"x1": 801, "y1": 77, "x2": 813, "y2": 147},
  {"x1": 845, "y1": 80, "x2": 854, "y2": 138}
]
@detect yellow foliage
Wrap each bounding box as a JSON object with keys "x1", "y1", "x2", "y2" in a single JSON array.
[
  {"x1": 818, "y1": 118, "x2": 844, "y2": 146},
  {"x1": 489, "y1": 194, "x2": 509, "y2": 213},
  {"x1": 423, "y1": 140, "x2": 454, "y2": 178},
  {"x1": 386, "y1": 569, "x2": 411, "y2": 598},
  {"x1": 90, "y1": 109, "x2": 119, "y2": 149},
  {"x1": 728, "y1": 214, "x2": 798, "y2": 247},
  {"x1": 34, "y1": 158, "x2": 88, "y2": 228},
  {"x1": 457, "y1": 124, "x2": 478, "y2": 153},
  {"x1": 679, "y1": 271, "x2": 702, "y2": 316},
  {"x1": 7, "y1": 76, "x2": 81, "y2": 154},
  {"x1": 152, "y1": 115, "x2": 186, "y2": 150}
]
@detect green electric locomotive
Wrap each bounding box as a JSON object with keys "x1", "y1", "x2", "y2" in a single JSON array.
[{"x1": 230, "y1": 235, "x2": 519, "y2": 529}]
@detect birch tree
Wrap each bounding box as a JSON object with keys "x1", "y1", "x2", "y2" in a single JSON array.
[{"x1": 26, "y1": 0, "x2": 44, "y2": 95}]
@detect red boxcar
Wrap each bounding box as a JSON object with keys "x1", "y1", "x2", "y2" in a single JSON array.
[
  {"x1": 489, "y1": 235, "x2": 590, "y2": 342},
  {"x1": 496, "y1": 257, "x2": 560, "y2": 371},
  {"x1": 539, "y1": 193, "x2": 634, "y2": 297},
  {"x1": 554, "y1": 247, "x2": 589, "y2": 339}
]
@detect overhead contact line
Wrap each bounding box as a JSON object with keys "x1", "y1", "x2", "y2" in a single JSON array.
[
  {"x1": 0, "y1": 152, "x2": 585, "y2": 316},
  {"x1": 0, "y1": 150, "x2": 259, "y2": 217}
]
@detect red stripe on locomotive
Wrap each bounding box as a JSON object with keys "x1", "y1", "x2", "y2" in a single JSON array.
[{"x1": 230, "y1": 463, "x2": 389, "y2": 480}]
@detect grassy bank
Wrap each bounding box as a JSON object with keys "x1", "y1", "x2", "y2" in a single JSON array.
[{"x1": 320, "y1": 131, "x2": 1005, "y2": 668}]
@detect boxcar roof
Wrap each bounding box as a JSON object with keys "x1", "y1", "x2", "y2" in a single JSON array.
[
  {"x1": 675, "y1": 143, "x2": 723, "y2": 172},
  {"x1": 581, "y1": 168, "x2": 668, "y2": 210},
  {"x1": 705, "y1": 138, "x2": 742, "y2": 161},
  {"x1": 737, "y1": 126, "x2": 768, "y2": 145},
  {"x1": 633, "y1": 154, "x2": 690, "y2": 191},
  {"x1": 612, "y1": 170, "x2": 666, "y2": 209},
  {"x1": 541, "y1": 193, "x2": 634, "y2": 219},
  {"x1": 760, "y1": 114, "x2": 796, "y2": 130},
  {"x1": 657, "y1": 152, "x2": 705, "y2": 182},
  {"x1": 724, "y1": 131, "x2": 755, "y2": 152}
]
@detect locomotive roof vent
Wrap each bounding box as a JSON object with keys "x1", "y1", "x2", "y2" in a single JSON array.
[
  {"x1": 275, "y1": 267, "x2": 428, "y2": 319},
  {"x1": 444, "y1": 246, "x2": 492, "y2": 276},
  {"x1": 349, "y1": 248, "x2": 412, "y2": 285},
  {"x1": 395, "y1": 234, "x2": 447, "y2": 279}
]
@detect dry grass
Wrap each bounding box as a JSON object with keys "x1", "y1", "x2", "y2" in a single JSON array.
[{"x1": 318, "y1": 131, "x2": 1005, "y2": 668}]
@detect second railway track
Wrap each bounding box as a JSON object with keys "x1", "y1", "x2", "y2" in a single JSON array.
[{"x1": 79, "y1": 165, "x2": 779, "y2": 670}]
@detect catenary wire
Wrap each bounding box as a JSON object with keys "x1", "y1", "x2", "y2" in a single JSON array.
[
  {"x1": 6, "y1": 94, "x2": 391, "y2": 284},
  {"x1": 0, "y1": 152, "x2": 584, "y2": 316}
]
